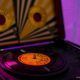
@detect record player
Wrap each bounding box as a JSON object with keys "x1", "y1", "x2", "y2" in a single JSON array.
[{"x1": 0, "y1": 0, "x2": 80, "y2": 80}]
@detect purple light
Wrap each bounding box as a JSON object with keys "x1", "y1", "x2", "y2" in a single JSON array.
[
  {"x1": 1, "y1": 41, "x2": 54, "y2": 51},
  {"x1": 62, "y1": 0, "x2": 80, "y2": 45}
]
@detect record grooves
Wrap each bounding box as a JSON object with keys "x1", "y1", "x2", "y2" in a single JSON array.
[{"x1": 0, "y1": 52, "x2": 68, "y2": 79}]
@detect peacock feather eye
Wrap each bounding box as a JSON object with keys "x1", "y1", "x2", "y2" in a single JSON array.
[
  {"x1": 0, "y1": 14, "x2": 6, "y2": 25},
  {"x1": 28, "y1": 6, "x2": 47, "y2": 27},
  {"x1": 0, "y1": 0, "x2": 15, "y2": 32}
]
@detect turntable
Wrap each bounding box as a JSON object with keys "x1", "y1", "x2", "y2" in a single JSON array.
[{"x1": 0, "y1": 0, "x2": 80, "y2": 80}]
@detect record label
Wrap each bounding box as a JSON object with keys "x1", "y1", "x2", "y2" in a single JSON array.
[{"x1": 18, "y1": 53, "x2": 51, "y2": 66}]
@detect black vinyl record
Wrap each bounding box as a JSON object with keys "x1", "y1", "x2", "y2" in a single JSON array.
[{"x1": 0, "y1": 52, "x2": 68, "y2": 78}]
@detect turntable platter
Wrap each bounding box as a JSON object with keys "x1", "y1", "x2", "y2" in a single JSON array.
[
  {"x1": 0, "y1": 52, "x2": 67, "y2": 78},
  {"x1": 18, "y1": 53, "x2": 51, "y2": 66}
]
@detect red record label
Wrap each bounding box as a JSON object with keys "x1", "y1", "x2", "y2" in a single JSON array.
[{"x1": 18, "y1": 53, "x2": 51, "y2": 66}]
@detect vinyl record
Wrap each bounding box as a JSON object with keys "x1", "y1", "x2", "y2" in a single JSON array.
[{"x1": 0, "y1": 52, "x2": 68, "y2": 78}]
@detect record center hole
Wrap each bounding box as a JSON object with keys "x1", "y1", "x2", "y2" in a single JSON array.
[
  {"x1": 33, "y1": 13, "x2": 42, "y2": 22},
  {"x1": 0, "y1": 14, "x2": 6, "y2": 25}
]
